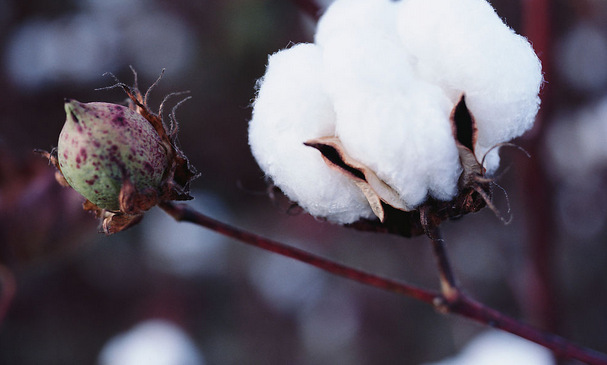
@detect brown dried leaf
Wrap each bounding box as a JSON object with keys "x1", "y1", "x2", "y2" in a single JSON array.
[
  {"x1": 106, "y1": 67, "x2": 198, "y2": 203},
  {"x1": 353, "y1": 180, "x2": 386, "y2": 222},
  {"x1": 83, "y1": 198, "x2": 143, "y2": 235},
  {"x1": 102, "y1": 212, "x2": 143, "y2": 235},
  {"x1": 118, "y1": 178, "x2": 158, "y2": 215},
  {"x1": 304, "y1": 136, "x2": 409, "y2": 222}
]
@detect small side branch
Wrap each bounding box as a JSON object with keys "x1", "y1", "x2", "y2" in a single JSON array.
[
  {"x1": 427, "y1": 227, "x2": 459, "y2": 303},
  {"x1": 426, "y1": 229, "x2": 607, "y2": 365}
]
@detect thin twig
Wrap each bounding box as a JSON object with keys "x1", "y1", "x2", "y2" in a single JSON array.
[
  {"x1": 159, "y1": 201, "x2": 607, "y2": 365},
  {"x1": 453, "y1": 295, "x2": 607, "y2": 365},
  {"x1": 158, "y1": 201, "x2": 436, "y2": 304},
  {"x1": 425, "y1": 229, "x2": 607, "y2": 364},
  {"x1": 427, "y1": 227, "x2": 460, "y2": 303}
]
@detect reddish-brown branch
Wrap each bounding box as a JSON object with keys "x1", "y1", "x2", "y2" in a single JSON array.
[
  {"x1": 454, "y1": 296, "x2": 607, "y2": 365},
  {"x1": 159, "y1": 201, "x2": 436, "y2": 304},
  {"x1": 427, "y1": 228, "x2": 607, "y2": 364},
  {"x1": 426, "y1": 226, "x2": 459, "y2": 302},
  {"x1": 159, "y1": 201, "x2": 607, "y2": 365}
]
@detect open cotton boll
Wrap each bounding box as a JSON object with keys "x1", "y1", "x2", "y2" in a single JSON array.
[
  {"x1": 321, "y1": 29, "x2": 415, "y2": 97},
  {"x1": 249, "y1": 43, "x2": 374, "y2": 224},
  {"x1": 315, "y1": 0, "x2": 398, "y2": 47},
  {"x1": 250, "y1": 0, "x2": 542, "y2": 227},
  {"x1": 334, "y1": 86, "x2": 461, "y2": 208},
  {"x1": 397, "y1": 0, "x2": 542, "y2": 172}
]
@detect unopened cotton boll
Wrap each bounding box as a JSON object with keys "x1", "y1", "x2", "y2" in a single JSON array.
[
  {"x1": 249, "y1": 43, "x2": 375, "y2": 224},
  {"x1": 397, "y1": 0, "x2": 543, "y2": 172}
]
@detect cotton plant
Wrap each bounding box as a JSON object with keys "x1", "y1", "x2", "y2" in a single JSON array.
[{"x1": 249, "y1": 0, "x2": 543, "y2": 232}]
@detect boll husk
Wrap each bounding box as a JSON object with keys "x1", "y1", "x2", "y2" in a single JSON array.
[
  {"x1": 58, "y1": 100, "x2": 168, "y2": 211},
  {"x1": 249, "y1": 0, "x2": 543, "y2": 231},
  {"x1": 40, "y1": 69, "x2": 198, "y2": 234}
]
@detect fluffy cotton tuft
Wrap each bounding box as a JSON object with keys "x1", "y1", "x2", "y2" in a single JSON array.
[
  {"x1": 314, "y1": 0, "x2": 399, "y2": 47},
  {"x1": 397, "y1": 0, "x2": 543, "y2": 171},
  {"x1": 249, "y1": 0, "x2": 542, "y2": 223},
  {"x1": 249, "y1": 43, "x2": 375, "y2": 223}
]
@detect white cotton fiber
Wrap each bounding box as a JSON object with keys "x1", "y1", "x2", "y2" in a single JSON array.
[
  {"x1": 334, "y1": 87, "x2": 461, "y2": 208},
  {"x1": 249, "y1": 0, "x2": 542, "y2": 224},
  {"x1": 249, "y1": 43, "x2": 375, "y2": 224},
  {"x1": 397, "y1": 0, "x2": 543, "y2": 171},
  {"x1": 315, "y1": 0, "x2": 398, "y2": 47},
  {"x1": 321, "y1": 29, "x2": 415, "y2": 97}
]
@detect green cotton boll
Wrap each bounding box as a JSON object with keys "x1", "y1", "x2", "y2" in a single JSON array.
[{"x1": 57, "y1": 100, "x2": 169, "y2": 211}]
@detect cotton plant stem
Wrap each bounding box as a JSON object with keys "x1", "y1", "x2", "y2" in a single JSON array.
[
  {"x1": 427, "y1": 228, "x2": 460, "y2": 302},
  {"x1": 426, "y1": 229, "x2": 607, "y2": 364},
  {"x1": 159, "y1": 201, "x2": 436, "y2": 304},
  {"x1": 452, "y1": 295, "x2": 607, "y2": 365},
  {"x1": 159, "y1": 201, "x2": 607, "y2": 364}
]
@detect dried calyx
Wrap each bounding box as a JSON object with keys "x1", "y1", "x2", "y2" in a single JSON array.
[{"x1": 38, "y1": 68, "x2": 198, "y2": 234}]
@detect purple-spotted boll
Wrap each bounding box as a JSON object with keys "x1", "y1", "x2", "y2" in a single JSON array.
[{"x1": 57, "y1": 99, "x2": 168, "y2": 211}]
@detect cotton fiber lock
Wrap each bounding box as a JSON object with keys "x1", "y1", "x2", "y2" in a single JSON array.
[{"x1": 249, "y1": 0, "x2": 543, "y2": 225}]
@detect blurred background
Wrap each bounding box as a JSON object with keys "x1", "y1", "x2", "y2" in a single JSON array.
[{"x1": 0, "y1": 0, "x2": 606, "y2": 364}]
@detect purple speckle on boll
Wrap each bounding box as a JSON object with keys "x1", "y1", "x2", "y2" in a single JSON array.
[
  {"x1": 113, "y1": 114, "x2": 127, "y2": 127},
  {"x1": 143, "y1": 162, "x2": 154, "y2": 175},
  {"x1": 79, "y1": 148, "x2": 88, "y2": 163}
]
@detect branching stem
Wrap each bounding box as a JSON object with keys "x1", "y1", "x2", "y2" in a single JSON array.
[
  {"x1": 428, "y1": 227, "x2": 460, "y2": 303},
  {"x1": 159, "y1": 201, "x2": 435, "y2": 303},
  {"x1": 159, "y1": 201, "x2": 607, "y2": 365}
]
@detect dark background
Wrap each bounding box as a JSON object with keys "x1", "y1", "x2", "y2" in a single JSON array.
[{"x1": 1, "y1": 0, "x2": 606, "y2": 364}]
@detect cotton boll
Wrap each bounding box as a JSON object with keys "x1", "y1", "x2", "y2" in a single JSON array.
[
  {"x1": 321, "y1": 29, "x2": 416, "y2": 97},
  {"x1": 315, "y1": 0, "x2": 398, "y2": 47},
  {"x1": 397, "y1": 0, "x2": 542, "y2": 170},
  {"x1": 251, "y1": 0, "x2": 541, "y2": 225},
  {"x1": 249, "y1": 43, "x2": 374, "y2": 223},
  {"x1": 334, "y1": 85, "x2": 461, "y2": 208}
]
